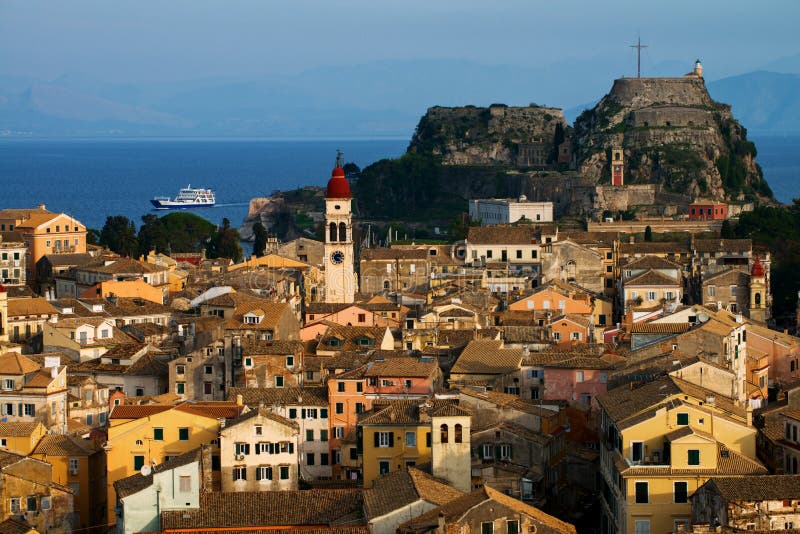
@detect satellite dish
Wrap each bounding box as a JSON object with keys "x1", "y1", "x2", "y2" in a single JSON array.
[
  {"x1": 140, "y1": 465, "x2": 152, "y2": 477},
  {"x1": 697, "y1": 312, "x2": 709, "y2": 323}
]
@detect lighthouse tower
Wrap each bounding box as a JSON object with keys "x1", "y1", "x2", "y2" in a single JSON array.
[
  {"x1": 693, "y1": 59, "x2": 703, "y2": 77},
  {"x1": 323, "y1": 152, "x2": 355, "y2": 304}
]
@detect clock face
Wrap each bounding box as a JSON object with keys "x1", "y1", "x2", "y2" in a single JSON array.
[{"x1": 331, "y1": 250, "x2": 345, "y2": 265}]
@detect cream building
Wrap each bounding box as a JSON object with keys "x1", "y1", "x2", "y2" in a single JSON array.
[
  {"x1": 219, "y1": 407, "x2": 299, "y2": 492},
  {"x1": 469, "y1": 197, "x2": 554, "y2": 225}
]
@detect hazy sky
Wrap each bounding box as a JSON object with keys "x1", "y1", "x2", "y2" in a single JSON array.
[{"x1": 2, "y1": 0, "x2": 799, "y2": 83}]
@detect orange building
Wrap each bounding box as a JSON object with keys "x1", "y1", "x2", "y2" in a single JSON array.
[
  {"x1": 0, "y1": 206, "x2": 87, "y2": 284},
  {"x1": 80, "y1": 278, "x2": 165, "y2": 304},
  {"x1": 327, "y1": 368, "x2": 372, "y2": 480},
  {"x1": 689, "y1": 201, "x2": 728, "y2": 220}
]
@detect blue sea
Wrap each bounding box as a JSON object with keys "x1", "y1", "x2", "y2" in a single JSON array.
[
  {"x1": 0, "y1": 138, "x2": 408, "y2": 231},
  {"x1": 0, "y1": 135, "x2": 797, "y2": 232}
]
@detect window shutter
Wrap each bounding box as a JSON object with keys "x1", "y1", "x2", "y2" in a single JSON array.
[
  {"x1": 242, "y1": 468, "x2": 247, "y2": 481},
  {"x1": 289, "y1": 443, "x2": 294, "y2": 453},
  {"x1": 255, "y1": 443, "x2": 260, "y2": 455},
  {"x1": 374, "y1": 432, "x2": 380, "y2": 447},
  {"x1": 289, "y1": 408, "x2": 297, "y2": 419},
  {"x1": 256, "y1": 468, "x2": 261, "y2": 481},
  {"x1": 301, "y1": 409, "x2": 306, "y2": 419},
  {"x1": 321, "y1": 408, "x2": 328, "y2": 418},
  {"x1": 477, "y1": 446, "x2": 483, "y2": 459},
  {"x1": 389, "y1": 432, "x2": 394, "y2": 447},
  {"x1": 495, "y1": 445, "x2": 501, "y2": 459}
]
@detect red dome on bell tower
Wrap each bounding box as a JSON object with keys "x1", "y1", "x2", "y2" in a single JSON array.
[
  {"x1": 751, "y1": 255, "x2": 765, "y2": 278},
  {"x1": 325, "y1": 150, "x2": 351, "y2": 199}
]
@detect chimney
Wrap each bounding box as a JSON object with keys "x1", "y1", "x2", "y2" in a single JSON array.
[
  {"x1": 38, "y1": 204, "x2": 46, "y2": 210},
  {"x1": 236, "y1": 394, "x2": 243, "y2": 407},
  {"x1": 437, "y1": 512, "x2": 446, "y2": 534},
  {"x1": 50, "y1": 366, "x2": 59, "y2": 379}
]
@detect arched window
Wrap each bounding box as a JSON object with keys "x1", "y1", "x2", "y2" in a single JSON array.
[
  {"x1": 339, "y1": 222, "x2": 347, "y2": 242},
  {"x1": 383, "y1": 280, "x2": 390, "y2": 290},
  {"x1": 755, "y1": 293, "x2": 762, "y2": 306},
  {"x1": 454, "y1": 423, "x2": 462, "y2": 443},
  {"x1": 440, "y1": 424, "x2": 448, "y2": 444},
  {"x1": 329, "y1": 223, "x2": 337, "y2": 242}
]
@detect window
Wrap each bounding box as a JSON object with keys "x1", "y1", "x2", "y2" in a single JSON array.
[
  {"x1": 176, "y1": 382, "x2": 185, "y2": 394},
  {"x1": 379, "y1": 460, "x2": 390, "y2": 475},
  {"x1": 358, "y1": 313, "x2": 366, "y2": 323},
  {"x1": 133, "y1": 455, "x2": 145, "y2": 470},
  {"x1": 321, "y1": 453, "x2": 329, "y2": 465},
  {"x1": 507, "y1": 520, "x2": 519, "y2": 534},
  {"x1": 632, "y1": 442, "x2": 643, "y2": 462},
  {"x1": 553, "y1": 332, "x2": 561, "y2": 341},
  {"x1": 677, "y1": 413, "x2": 689, "y2": 425},
  {"x1": 454, "y1": 424, "x2": 463, "y2": 443},
  {"x1": 730, "y1": 286, "x2": 738, "y2": 296},
  {"x1": 256, "y1": 466, "x2": 273, "y2": 481},
  {"x1": 376, "y1": 432, "x2": 393, "y2": 447},
  {"x1": 179, "y1": 475, "x2": 192, "y2": 493},
  {"x1": 440, "y1": 424, "x2": 448, "y2": 443},
  {"x1": 306, "y1": 453, "x2": 315, "y2": 465},
  {"x1": 482, "y1": 522, "x2": 494, "y2": 534},
  {"x1": 23, "y1": 404, "x2": 35, "y2": 416},
  {"x1": 406, "y1": 431, "x2": 416, "y2": 447},
  {"x1": 580, "y1": 393, "x2": 591, "y2": 406},
  {"x1": 687, "y1": 450, "x2": 700, "y2": 465},
  {"x1": 337, "y1": 382, "x2": 345, "y2": 392},
  {"x1": 674, "y1": 481, "x2": 688, "y2": 503},
  {"x1": 635, "y1": 481, "x2": 649, "y2": 503},
  {"x1": 320, "y1": 429, "x2": 328, "y2": 442},
  {"x1": 244, "y1": 358, "x2": 252, "y2": 367},
  {"x1": 2, "y1": 379, "x2": 12, "y2": 390},
  {"x1": 350, "y1": 447, "x2": 358, "y2": 460},
  {"x1": 86, "y1": 413, "x2": 93, "y2": 425},
  {"x1": 154, "y1": 428, "x2": 164, "y2": 441},
  {"x1": 647, "y1": 291, "x2": 657, "y2": 301},
  {"x1": 499, "y1": 444, "x2": 512, "y2": 460},
  {"x1": 255, "y1": 425, "x2": 263, "y2": 436},
  {"x1": 426, "y1": 432, "x2": 431, "y2": 448},
  {"x1": 9, "y1": 497, "x2": 20, "y2": 514},
  {"x1": 634, "y1": 520, "x2": 650, "y2": 534},
  {"x1": 335, "y1": 402, "x2": 344, "y2": 414},
  {"x1": 306, "y1": 429, "x2": 314, "y2": 442},
  {"x1": 600, "y1": 372, "x2": 608, "y2": 383},
  {"x1": 176, "y1": 365, "x2": 185, "y2": 375},
  {"x1": 708, "y1": 285, "x2": 716, "y2": 297},
  {"x1": 335, "y1": 426, "x2": 344, "y2": 439},
  {"x1": 179, "y1": 428, "x2": 189, "y2": 441},
  {"x1": 204, "y1": 382, "x2": 212, "y2": 395},
  {"x1": 205, "y1": 365, "x2": 213, "y2": 375},
  {"x1": 575, "y1": 371, "x2": 584, "y2": 383},
  {"x1": 571, "y1": 331, "x2": 581, "y2": 341},
  {"x1": 233, "y1": 466, "x2": 247, "y2": 481},
  {"x1": 280, "y1": 466, "x2": 290, "y2": 480},
  {"x1": 275, "y1": 376, "x2": 284, "y2": 388},
  {"x1": 286, "y1": 355, "x2": 294, "y2": 367},
  {"x1": 355, "y1": 402, "x2": 365, "y2": 413},
  {"x1": 69, "y1": 458, "x2": 79, "y2": 475},
  {"x1": 289, "y1": 408, "x2": 297, "y2": 419},
  {"x1": 481, "y1": 444, "x2": 494, "y2": 459},
  {"x1": 356, "y1": 382, "x2": 363, "y2": 392}
]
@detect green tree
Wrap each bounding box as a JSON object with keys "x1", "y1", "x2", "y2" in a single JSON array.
[
  {"x1": 644, "y1": 225, "x2": 653, "y2": 242},
  {"x1": 208, "y1": 218, "x2": 243, "y2": 262},
  {"x1": 159, "y1": 212, "x2": 217, "y2": 253},
  {"x1": 86, "y1": 228, "x2": 101, "y2": 246},
  {"x1": 720, "y1": 219, "x2": 735, "y2": 239},
  {"x1": 138, "y1": 214, "x2": 170, "y2": 256},
  {"x1": 252, "y1": 221, "x2": 269, "y2": 257},
  {"x1": 100, "y1": 216, "x2": 139, "y2": 257}
]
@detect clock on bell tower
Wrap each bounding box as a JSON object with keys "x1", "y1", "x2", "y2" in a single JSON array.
[{"x1": 323, "y1": 151, "x2": 355, "y2": 304}]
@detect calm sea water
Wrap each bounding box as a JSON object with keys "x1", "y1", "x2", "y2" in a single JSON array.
[
  {"x1": 0, "y1": 135, "x2": 797, "y2": 232},
  {"x1": 0, "y1": 138, "x2": 408, "y2": 231}
]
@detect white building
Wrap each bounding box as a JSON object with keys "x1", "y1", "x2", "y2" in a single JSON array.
[
  {"x1": 469, "y1": 197, "x2": 554, "y2": 225},
  {"x1": 0, "y1": 239, "x2": 26, "y2": 286}
]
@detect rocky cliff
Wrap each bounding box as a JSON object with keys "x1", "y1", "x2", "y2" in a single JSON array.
[
  {"x1": 408, "y1": 104, "x2": 568, "y2": 166},
  {"x1": 572, "y1": 75, "x2": 773, "y2": 202}
]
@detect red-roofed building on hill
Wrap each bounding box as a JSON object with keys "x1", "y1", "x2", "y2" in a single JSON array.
[{"x1": 688, "y1": 200, "x2": 728, "y2": 220}]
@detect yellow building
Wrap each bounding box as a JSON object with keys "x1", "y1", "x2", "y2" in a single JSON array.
[
  {"x1": 596, "y1": 375, "x2": 767, "y2": 534},
  {"x1": 0, "y1": 207, "x2": 87, "y2": 285},
  {"x1": 358, "y1": 398, "x2": 471, "y2": 492},
  {"x1": 0, "y1": 421, "x2": 46, "y2": 455},
  {"x1": 104, "y1": 401, "x2": 245, "y2": 526},
  {"x1": 32, "y1": 434, "x2": 106, "y2": 530}
]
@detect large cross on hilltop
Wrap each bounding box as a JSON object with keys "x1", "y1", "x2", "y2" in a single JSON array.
[{"x1": 630, "y1": 36, "x2": 648, "y2": 78}]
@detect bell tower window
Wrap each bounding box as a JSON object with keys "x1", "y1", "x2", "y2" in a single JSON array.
[{"x1": 329, "y1": 223, "x2": 337, "y2": 242}]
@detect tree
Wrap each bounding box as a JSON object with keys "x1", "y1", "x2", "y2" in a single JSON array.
[
  {"x1": 100, "y1": 216, "x2": 139, "y2": 257},
  {"x1": 138, "y1": 214, "x2": 170, "y2": 256},
  {"x1": 252, "y1": 221, "x2": 268, "y2": 257},
  {"x1": 208, "y1": 218, "x2": 243, "y2": 263},
  {"x1": 160, "y1": 212, "x2": 217, "y2": 253},
  {"x1": 644, "y1": 225, "x2": 653, "y2": 242},
  {"x1": 720, "y1": 219, "x2": 735, "y2": 239},
  {"x1": 86, "y1": 228, "x2": 101, "y2": 246}
]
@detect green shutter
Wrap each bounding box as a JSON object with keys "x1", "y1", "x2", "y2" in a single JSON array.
[
  {"x1": 153, "y1": 428, "x2": 163, "y2": 441},
  {"x1": 133, "y1": 456, "x2": 144, "y2": 471},
  {"x1": 320, "y1": 408, "x2": 328, "y2": 418}
]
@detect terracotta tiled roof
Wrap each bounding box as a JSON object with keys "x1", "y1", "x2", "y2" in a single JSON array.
[
  {"x1": 359, "y1": 398, "x2": 470, "y2": 426},
  {"x1": 705, "y1": 475, "x2": 800, "y2": 501},
  {"x1": 619, "y1": 443, "x2": 767, "y2": 477},
  {"x1": 693, "y1": 238, "x2": 752, "y2": 254},
  {"x1": 398, "y1": 485, "x2": 575, "y2": 534},
  {"x1": 364, "y1": 357, "x2": 438, "y2": 378},
  {"x1": 458, "y1": 388, "x2": 557, "y2": 417},
  {"x1": 32, "y1": 434, "x2": 99, "y2": 456},
  {"x1": 702, "y1": 268, "x2": 750, "y2": 285},
  {"x1": 623, "y1": 255, "x2": 683, "y2": 270},
  {"x1": 451, "y1": 340, "x2": 522, "y2": 375},
  {"x1": 228, "y1": 386, "x2": 329, "y2": 407},
  {"x1": 6, "y1": 297, "x2": 58, "y2": 318},
  {"x1": 361, "y1": 248, "x2": 428, "y2": 261},
  {"x1": 317, "y1": 325, "x2": 391, "y2": 352},
  {"x1": 109, "y1": 404, "x2": 172, "y2": 419},
  {"x1": 467, "y1": 226, "x2": 551, "y2": 245},
  {"x1": 0, "y1": 517, "x2": 35, "y2": 534},
  {"x1": 224, "y1": 407, "x2": 299, "y2": 431},
  {"x1": 160, "y1": 490, "x2": 366, "y2": 529},
  {"x1": 618, "y1": 241, "x2": 691, "y2": 255},
  {"x1": 174, "y1": 402, "x2": 245, "y2": 420},
  {"x1": 364, "y1": 467, "x2": 464, "y2": 519},
  {"x1": 305, "y1": 303, "x2": 350, "y2": 315},
  {"x1": 630, "y1": 322, "x2": 691, "y2": 334},
  {"x1": 0, "y1": 449, "x2": 27, "y2": 469},
  {"x1": 0, "y1": 422, "x2": 41, "y2": 437},
  {"x1": 242, "y1": 340, "x2": 304, "y2": 356},
  {"x1": 226, "y1": 301, "x2": 291, "y2": 331},
  {"x1": 0, "y1": 352, "x2": 40, "y2": 375},
  {"x1": 596, "y1": 376, "x2": 681, "y2": 422},
  {"x1": 625, "y1": 269, "x2": 680, "y2": 286}
]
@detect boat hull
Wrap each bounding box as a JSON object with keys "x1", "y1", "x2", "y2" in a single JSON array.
[{"x1": 150, "y1": 199, "x2": 215, "y2": 210}]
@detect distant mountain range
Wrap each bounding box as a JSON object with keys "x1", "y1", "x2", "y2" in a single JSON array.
[{"x1": 1, "y1": 59, "x2": 799, "y2": 137}]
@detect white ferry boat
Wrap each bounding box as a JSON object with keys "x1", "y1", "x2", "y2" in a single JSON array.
[{"x1": 151, "y1": 185, "x2": 215, "y2": 209}]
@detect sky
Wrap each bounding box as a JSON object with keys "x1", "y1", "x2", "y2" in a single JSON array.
[{"x1": 2, "y1": 0, "x2": 800, "y2": 84}]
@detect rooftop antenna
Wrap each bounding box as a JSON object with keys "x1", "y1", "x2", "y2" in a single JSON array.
[{"x1": 630, "y1": 35, "x2": 648, "y2": 78}]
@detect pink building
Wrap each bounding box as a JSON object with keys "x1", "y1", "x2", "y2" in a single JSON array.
[
  {"x1": 364, "y1": 357, "x2": 441, "y2": 397},
  {"x1": 748, "y1": 323, "x2": 800, "y2": 386},
  {"x1": 541, "y1": 360, "x2": 615, "y2": 409}
]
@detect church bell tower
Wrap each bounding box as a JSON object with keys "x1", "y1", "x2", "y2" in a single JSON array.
[{"x1": 323, "y1": 151, "x2": 355, "y2": 304}]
